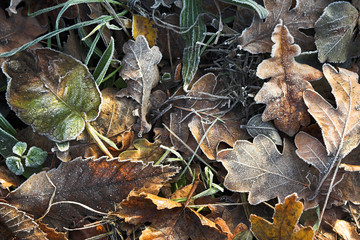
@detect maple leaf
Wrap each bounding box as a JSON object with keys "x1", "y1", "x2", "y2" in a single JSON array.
[
  {"x1": 170, "y1": 73, "x2": 248, "y2": 159},
  {"x1": 250, "y1": 193, "x2": 314, "y2": 240},
  {"x1": 238, "y1": 0, "x2": 333, "y2": 54},
  {"x1": 255, "y1": 21, "x2": 322, "y2": 136},
  {"x1": 116, "y1": 192, "x2": 228, "y2": 240},
  {"x1": 0, "y1": 202, "x2": 47, "y2": 239},
  {"x1": 117, "y1": 35, "x2": 162, "y2": 137},
  {"x1": 217, "y1": 134, "x2": 309, "y2": 205},
  {"x1": 5, "y1": 157, "x2": 178, "y2": 230}
]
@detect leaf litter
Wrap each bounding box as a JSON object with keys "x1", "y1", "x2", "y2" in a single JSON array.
[{"x1": 0, "y1": 0, "x2": 359, "y2": 239}]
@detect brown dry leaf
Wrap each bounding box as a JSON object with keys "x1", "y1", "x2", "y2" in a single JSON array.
[
  {"x1": 37, "y1": 222, "x2": 68, "y2": 240},
  {"x1": 132, "y1": 15, "x2": 157, "y2": 47},
  {"x1": 303, "y1": 64, "x2": 360, "y2": 197},
  {"x1": 0, "y1": 202, "x2": 47, "y2": 239},
  {"x1": 170, "y1": 73, "x2": 248, "y2": 159},
  {"x1": 118, "y1": 138, "x2": 164, "y2": 164},
  {"x1": 0, "y1": 8, "x2": 46, "y2": 59},
  {"x1": 333, "y1": 220, "x2": 360, "y2": 240},
  {"x1": 255, "y1": 22, "x2": 323, "y2": 136},
  {"x1": 117, "y1": 35, "x2": 162, "y2": 137},
  {"x1": 334, "y1": 171, "x2": 360, "y2": 205},
  {"x1": 217, "y1": 135, "x2": 309, "y2": 205},
  {"x1": 116, "y1": 192, "x2": 228, "y2": 240},
  {"x1": 250, "y1": 193, "x2": 314, "y2": 240},
  {"x1": 0, "y1": 165, "x2": 22, "y2": 189},
  {"x1": 238, "y1": 0, "x2": 333, "y2": 54},
  {"x1": 5, "y1": 157, "x2": 178, "y2": 230},
  {"x1": 295, "y1": 131, "x2": 330, "y2": 175}
]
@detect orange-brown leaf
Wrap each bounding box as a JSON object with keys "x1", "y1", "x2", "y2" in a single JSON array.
[
  {"x1": 118, "y1": 138, "x2": 164, "y2": 163},
  {"x1": 250, "y1": 193, "x2": 314, "y2": 240},
  {"x1": 132, "y1": 15, "x2": 157, "y2": 47},
  {"x1": 116, "y1": 192, "x2": 228, "y2": 240},
  {"x1": 255, "y1": 22, "x2": 322, "y2": 136},
  {"x1": 6, "y1": 158, "x2": 178, "y2": 230}
]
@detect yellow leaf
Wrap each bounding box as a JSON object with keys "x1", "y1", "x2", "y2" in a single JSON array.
[
  {"x1": 250, "y1": 193, "x2": 314, "y2": 240},
  {"x1": 132, "y1": 15, "x2": 157, "y2": 47}
]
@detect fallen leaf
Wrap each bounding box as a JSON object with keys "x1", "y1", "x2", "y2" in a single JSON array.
[
  {"x1": 132, "y1": 15, "x2": 157, "y2": 47},
  {"x1": 3, "y1": 48, "x2": 102, "y2": 142},
  {"x1": 116, "y1": 192, "x2": 228, "y2": 240},
  {"x1": 295, "y1": 131, "x2": 329, "y2": 175},
  {"x1": 37, "y1": 222, "x2": 68, "y2": 240},
  {"x1": 217, "y1": 135, "x2": 309, "y2": 205},
  {"x1": 0, "y1": 165, "x2": 22, "y2": 189},
  {"x1": 333, "y1": 220, "x2": 360, "y2": 240},
  {"x1": 117, "y1": 35, "x2": 162, "y2": 137},
  {"x1": 0, "y1": 8, "x2": 46, "y2": 60},
  {"x1": 334, "y1": 171, "x2": 360, "y2": 205},
  {"x1": 118, "y1": 138, "x2": 164, "y2": 163},
  {"x1": 246, "y1": 114, "x2": 282, "y2": 145},
  {"x1": 6, "y1": 157, "x2": 179, "y2": 230},
  {"x1": 303, "y1": 64, "x2": 360, "y2": 195},
  {"x1": 315, "y1": 2, "x2": 360, "y2": 63},
  {"x1": 255, "y1": 21, "x2": 323, "y2": 136},
  {"x1": 0, "y1": 202, "x2": 47, "y2": 239},
  {"x1": 170, "y1": 73, "x2": 248, "y2": 159},
  {"x1": 250, "y1": 193, "x2": 314, "y2": 240},
  {"x1": 238, "y1": 0, "x2": 332, "y2": 54}
]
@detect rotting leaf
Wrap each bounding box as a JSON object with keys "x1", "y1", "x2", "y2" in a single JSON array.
[
  {"x1": 0, "y1": 202, "x2": 47, "y2": 239},
  {"x1": 116, "y1": 192, "x2": 228, "y2": 240},
  {"x1": 37, "y1": 222, "x2": 68, "y2": 240},
  {"x1": 132, "y1": 15, "x2": 157, "y2": 47},
  {"x1": 334, "y1": 171, "x2": 360, "y2": 205},
  {"x1": 5, "y1": 157, "x2": 179, "y2": 230},
  {"x1": 255, "y1": 21, "x2": 323, "y2": 136},
  {"x1": 217, "y1": 135, "x2": 309, "y2": 205},
  {"x1": 2, "y1": 48, "x2": 102, "y2": 142},
  {"x1": 118, "y1": 138, "x2": 164, "y2": 164},
  {"x1": 315, "y1": 1, "x2": 360, "y2": 63},
  {"x1": 238, "y1": 0, "x2": 332, "y2": 54},
  {"x1": 246, "y1": 114, "x2": 282, "y2": 145},
  {"x1": 250, "y1": 193, "x2": 314, "y2": 240},
  {"x1": 117, "y1": 35, "x2": 162, "y2": 137}
]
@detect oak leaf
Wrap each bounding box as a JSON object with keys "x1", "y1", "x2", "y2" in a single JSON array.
[
  {"x1": 5, "y1": 157, "x2": 178, "y2": 230},
  {"x1": 116, "y1": 192, "x2": 228, "y2": 240},
  {"x1": 250, "y1": 193, "x2": 314, "y2": 240},
  {"x1": 117, "y1": 35, "x2": 162, "y2": 137},
  {"x1": 238, "y1": 0, "x2": 333, "y2": 54},
  {"x1": 303, "y1": 65, "x2": 360, "y2": 194},
  {"x1": 255, "y1": 22, "x2": 322, "y2": 136},
  {"x1": 217, "y1": 134, "x2": 309, "y2": 205},
  {"x1": 0, "y1": 202, "x2": 47, "y2": 239}
]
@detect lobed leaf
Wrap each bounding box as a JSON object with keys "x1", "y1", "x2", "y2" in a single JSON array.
[
  {"x1": 217, "y1": 135, "x2": 309, "y2": 205},
  {"x1": 2, "y1": 48, "x2": 102, "y2": 142}
]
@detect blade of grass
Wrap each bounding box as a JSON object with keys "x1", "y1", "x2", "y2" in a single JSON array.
[
  {"x1": 0, "y1": 113, "x2": 17, "y2": 136},
  {"x1": 84, "y1": 29, "x2": 102, "y2": 65},
  {"x1": 94, "y1": 37, "x2": 115, "y2": 85}
]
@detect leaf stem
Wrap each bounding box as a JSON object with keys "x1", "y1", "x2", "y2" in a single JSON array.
[{"x1": 85, "y1": 122, "x2": 113, "y2": 158}]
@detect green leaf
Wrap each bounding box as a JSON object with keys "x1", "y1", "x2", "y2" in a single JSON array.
[
  {"x1": 0, "y1": 128, "x2": 18, "y2": 158},
  {"x1": 6, "y1": 156, "x2": 24, "y2": 175},
  {"x1": 315, "y1": 2, "x2": 360, "y2": 63},
  {"x1": 12, "y1": 141, "x2": 27, "y2": 157},
  {"x1": 3, "y1": 48, "x2": 102, "y2": 142},
  {"x1": 0, "y1": 113, "x2": 17, "y2": 136},
  {"x1": 94, "y1": 37, "x2": 115, "y2": 85},
  {"x1": 219, "y1": 0, "x2": 268, "y2": 19},
  {"x1": 25, "y1": 146, "x2": 47, "y2": 167},
  {"x1": 180, "y1": 0, "x2": 206, "y2": 91}
]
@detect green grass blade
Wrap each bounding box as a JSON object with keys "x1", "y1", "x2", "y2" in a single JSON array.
[
  {"x1": 180, "y1": 0, "x2": 206, "y2": 91},
  {"x1": 219, "y1": 0, "x2": 268, "y2": 19},
  {"x1": 94, "y1": 37, "x2": 115, "y2": 85},
  {"x1": 0, "y1": 128, "x2": 18, "y2": 158},
  {"x1": 0, "y1": 113, "x2": 17, "y2": 136},
  {"x1": 85, "y1": 30, "x2": 102, "y2": 65}
]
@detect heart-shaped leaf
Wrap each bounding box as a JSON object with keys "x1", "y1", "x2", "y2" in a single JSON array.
[{"x1": 2, "y1": 48, "x2": 102, "y2": 142}]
